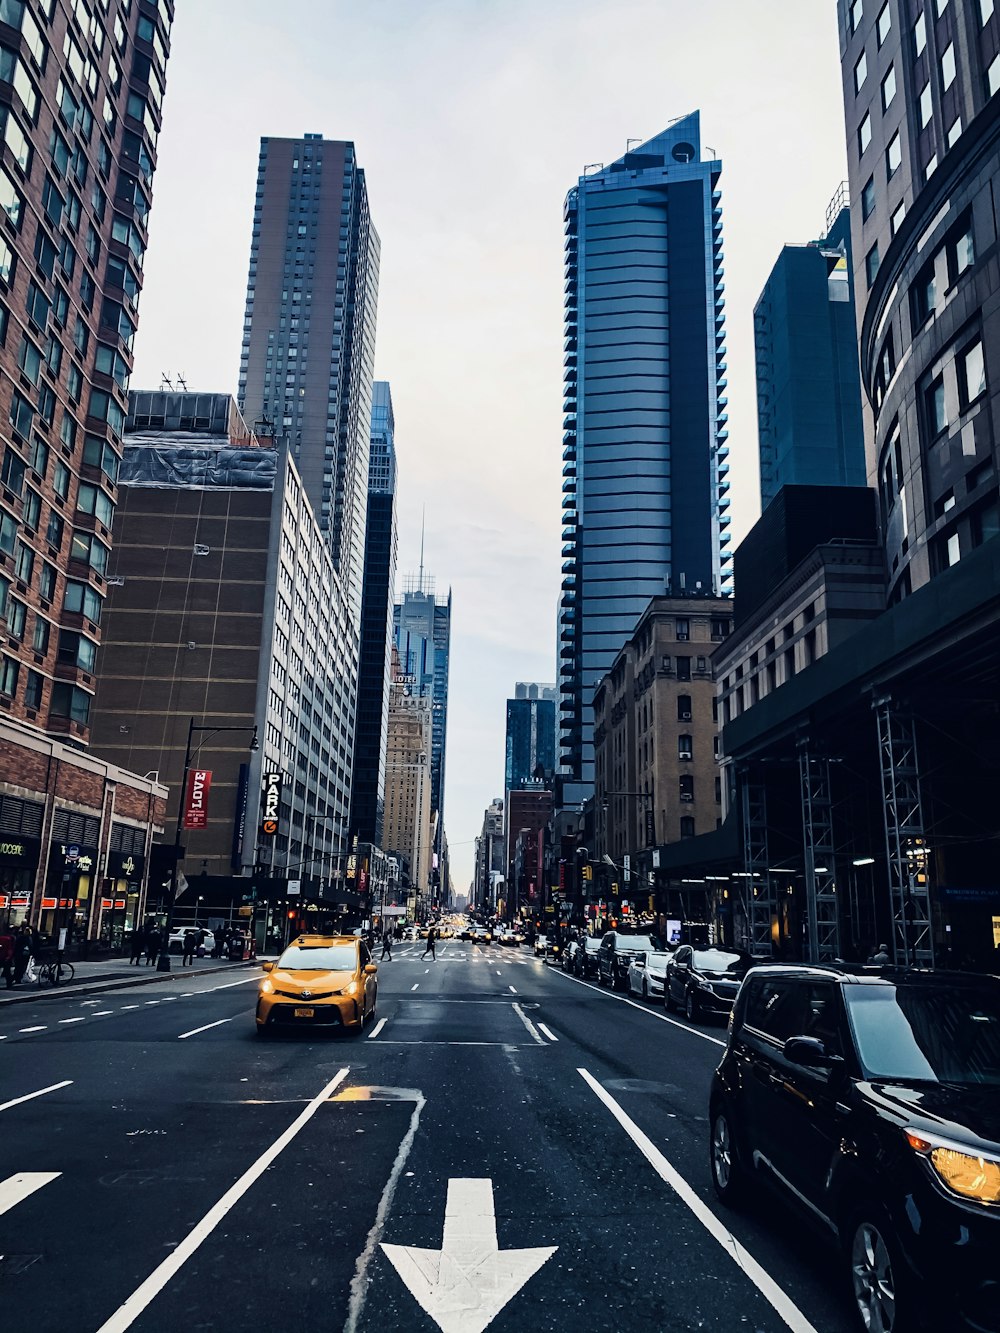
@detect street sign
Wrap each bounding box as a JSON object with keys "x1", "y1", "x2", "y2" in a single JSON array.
[
  {"x1": 287, "y1": 879, "x2": 301, "y2": 896},
  {"x1": 623, "y1": 854, "x2": 631, "y2": 882},
  {"x1": 260, "y1": 772, "x2": 282, "y2": 836},
  {"x1": 381, "y1": 1179, "x2": 556, "y2": 1332}
]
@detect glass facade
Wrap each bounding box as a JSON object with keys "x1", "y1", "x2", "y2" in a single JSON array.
[
  {"x1": 505, "y1": 696, "x2": 556, "y2": 791},
  {"x1": 393, "y1": 582, "x2": 451, "y2": 847},
  {"x1": 559, "y1": 113, "x2": 729, "y2": 799}
]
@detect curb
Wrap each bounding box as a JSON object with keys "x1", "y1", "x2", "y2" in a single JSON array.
[{"x1": 0, "y1": 959, "x2": 259, "y2": 1007}]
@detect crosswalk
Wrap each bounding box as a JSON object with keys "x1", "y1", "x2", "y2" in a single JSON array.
[{"x1": 384, "y1": 947, "x2": 543, "y2": 966}]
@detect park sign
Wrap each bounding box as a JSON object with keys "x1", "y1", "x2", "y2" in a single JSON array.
[
  {"x1": 260, "y1": 771, "x2": 282, "y2": 836},
  {"x1": 183, "y1": 769, "x2": 212, "y2": 830}
]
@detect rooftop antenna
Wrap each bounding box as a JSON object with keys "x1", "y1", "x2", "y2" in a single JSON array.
[
  {"x1": 418, "y1": 506, "x2": 426, "y2": 590},
  {"x1": 160, "y1": 373, "x2": 174, "y2": 390},
  {"x1": 176, "y1": 373, "x2": 189, "y2": 391},
  {"x1": 626, "y1": 137, "x2": 642, "y2": 150}
]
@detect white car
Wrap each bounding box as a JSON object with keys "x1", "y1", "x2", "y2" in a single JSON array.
[
  {"x1": 627, "y1": 950, "x2": 670, "y2": 1000},
  {"x1": 168, "y1": 928, "x2": 216, "y2": 956},
  {"x1": 533, "y1": 934, "x2": 548, "y2": 957}
]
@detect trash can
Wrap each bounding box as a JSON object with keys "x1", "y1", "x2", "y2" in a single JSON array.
[{"x1": 228, "y1": 935, "x2": 245, "y2": 962}]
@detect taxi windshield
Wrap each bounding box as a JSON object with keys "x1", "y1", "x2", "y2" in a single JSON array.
[{"x1": 277, "y1": 944, "x2": 357, "y2": 972}]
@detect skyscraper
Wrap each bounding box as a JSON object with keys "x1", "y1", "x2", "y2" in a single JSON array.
[
  {"x1": 238, "y1": 133, "x2": 380, "y2": 629},
  {"x1": 755, "y1": 193, "x2": 866, "y2": 510},
  {"x1": 504, "y1": 695, "x2": 556, "y2": 791},
  {"x1": 558, "y1": 113, "x2": 729, "y2": 804},
  {"x1": 350, "y1": 381, "x2": 398, "y2": 847},
  {"x1": 393, "y1": 577, "x2": 451, "y2": 848}
]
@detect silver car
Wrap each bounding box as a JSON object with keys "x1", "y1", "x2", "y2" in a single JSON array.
[{"x1": 627, "y1": 950, "x2": 670, "y2": 1000}]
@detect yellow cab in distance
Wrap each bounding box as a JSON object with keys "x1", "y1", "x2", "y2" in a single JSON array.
[{"x1": 256, "y1": 934, "x2": 377, "y2": 1036}]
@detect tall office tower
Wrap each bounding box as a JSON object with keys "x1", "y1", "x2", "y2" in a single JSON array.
[
  {"x1": 505, "y1": 694, "x2": 556, "y2": 790},
  {"x1": 557, "y1": 113, "x2": 729, "y2": 806},
  {"x1": 350, "y1": 381, "x2": 398, "y2": 846},
  {"x1": 838, "y1": 0, "x2": 1000, "y2": 601},
  {"x1": 237, "y1": 133, "x2": 380, "y2": 630},
  {"x1": 0, "y1": 0, "x2": 174, "y2": 744},
  {"x1": 383, "y1": 667, "x2": 433, "y2": 912},
  {"x1": 755, "y1": 191, "x2": 866, "y2": 510},
  {"x1": 393, "y1": 576, "x2": 451, "y2": 847}
]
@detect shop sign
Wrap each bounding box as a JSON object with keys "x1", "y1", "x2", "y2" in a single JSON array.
[
  {"x1": 260, "y1": 772, "x2": 282, "y2": 836},
  {"x1": 58, "y1": 844, "x2": 97, "y2": 873},
  {"x1": 183, "y1": 769, "x2": 213, "y2": 830},
  {"x1": 346, "y1": 854, "x2": 357, "y2": 881},
  {"x1": 0, "y1": 893, "x2": 30, "y2": 910},
  {"x1": 100, "y1": 898, "x2": 127, "y2": 910},
  {"x1": 107, "y1": 850, "x2": 145, "y2": 879},
  {"x1": 41, "y1": 897, "x2": 77, "y2": 910},
  {"x1": 0, "y1": 836, "x2": 40, "y2": 867}
]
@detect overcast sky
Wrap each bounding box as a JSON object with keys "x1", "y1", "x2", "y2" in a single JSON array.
[{"x1": 132, "y1": 0, "x2": 850, "y2": 895}]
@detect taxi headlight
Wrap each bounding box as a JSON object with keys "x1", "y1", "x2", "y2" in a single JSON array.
[
  {"x1": 260, "y1": 977, "x2": 274, "y2": 994},
  {"x1": 907, "y1": 1130, "x2": 1000, "y2": 1204},
  {"x1": 346, "y1": 980, "x2": 360, "y2": 997}
]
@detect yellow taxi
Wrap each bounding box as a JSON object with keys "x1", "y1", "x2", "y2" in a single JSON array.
[{"x1": 256, "y1": 934, "x2": 377, "y2": 1036}]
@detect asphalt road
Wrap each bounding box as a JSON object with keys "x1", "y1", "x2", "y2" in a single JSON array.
[{"x1": 0, "y1": 941, "x2": 858, "y2": 1333}]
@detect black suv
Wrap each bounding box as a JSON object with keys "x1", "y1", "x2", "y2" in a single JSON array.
[
  {"x1": 710, "y1": 965, "x2": 1000, "y2": 1333},
  {"x1": 597, "y1": 931, "x2": 659, "y2": 990}
]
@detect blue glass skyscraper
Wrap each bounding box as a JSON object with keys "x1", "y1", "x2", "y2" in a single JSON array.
[
  {"x1": 558, "y1": 113, "x2": 730, "y2": 803},
  {"x1": 755, "y1": 195, "x2": 865, "y2": 510}
]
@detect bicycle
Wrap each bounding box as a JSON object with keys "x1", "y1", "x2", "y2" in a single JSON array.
[{"x1": 36, "y1": 957, "x2": 75, "y2": 986}]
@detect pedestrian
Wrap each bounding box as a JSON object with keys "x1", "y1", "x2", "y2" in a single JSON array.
[
  {"x1": 129, "y1": 923, "x2": 146, "y2": 965},
  {"x1": 13, "y1": 924, "x2": 33, "y2": 984},
  {"x1": 145, "y1": 926, "x2": 161, "y2": 967},
  {"x1": 0, "y1": 926, "x2": 15, "y2": 989},
  {"x1": 421, "y1": 925, "x2": 436, "y2": 960},
  {"x1": 182, "y1": 928, "x2": 197, "y2": 967},
  {"x1": 868, "y1": 942, "x2": 891, "y2": 965},
  {"x1": 380, "y1": 930, "x2": 393, "y2": 961}
]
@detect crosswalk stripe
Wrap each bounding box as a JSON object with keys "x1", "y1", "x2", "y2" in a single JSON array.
[{"x1": 0, "y1": 1172, "x2": 61, "y2": 1217}]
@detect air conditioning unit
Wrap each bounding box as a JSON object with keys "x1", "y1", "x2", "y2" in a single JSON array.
[
  {"x1": 680, "y1": 710, "x2": 692, "y2": 721},
  {"x1": 680, "y1": 793, "x2": 694, "y2": 803},
  {"x1": 679, "y1": 751, "x2": 693, "y2": 761}
]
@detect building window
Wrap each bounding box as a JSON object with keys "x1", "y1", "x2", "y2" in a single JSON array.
[
  {"x1": 891, "y1": 201, "x2": 906, "y2": 236},
  {"x1": 919, "y1": 83, "x2": 933, "y2": 129},
  {"x1": 676, "y1": 656, "x2": 691, "y2": 682},
  {"x1": 0, "y1": 655, "x2": 18, "y2": 698},
  {"x1": 924, "y1": 152, "x2": 938, "y2": 181},
  {"x1": 982, "y1": 0, "x2": 995, "y2": 22},
  {"x1": 926, "y1": 376, "x2": 948, "y2": 436},
  {"x1": 680, "y1": 817, "x2": 695, "y2": 839},
  {"x1": 989, "y1": 52, "x2": 1000, "y2": 96},
  {"x1": 881, "y1": 65, "x2": 896, "y2": 110},
  {"x1": 861, "y1": 175, "x2": 876, "y2": 220},
  {"x1": 914, "y1": 12, "x2": 927, "y2": 55},
  {"x1": 950, "y1": 218, "x2": 975, "y2": 279},
  {"x1": 960, "y1": 339, "x2": 986, "y2": 407},
  {"x1": 866, "y1": 243, "x2": 880, "y2": 287},
  {"x1": 679, "y1": 775, "x2": 694, "y2": 802},
  {"x1": 858, "y1": 111, "x2": 872, "y2": 155},
  {"x1": 678, "y1": 735, "x2": 693, "y2": 760},
  {"x1": 675, "y1": 617, "x2": 690, "y2": 641},
  {"x1": 935, "y1": 0, "x2": 950, "y2": 14},
  {"x1": 677, "y1": 694, "x2": 692, "y2": 721},
  {"x1": 855, "y1": 49, "x2": 868, "y2": 92},
  {"x1": 851, "y1": 0, "x2": 864, "y2": 31},
  {"x1": 876, "y1": 2, "x2": 891, "y2": 43},
  {"x1": 24, "y1": 669, "x2": 42, "y2": 709},
  {"x1": 14, "y1": 540, "x2": 33, "y2": 583},
  {"x1": 947, "y1": 117, "x2": 962, "y2": 149},
  {"x1": 886, "y1": 131, "x2": 902, "y2": 177},
  {"x1": 941, "y1": 43, "x2": 956, "y2": 90}
]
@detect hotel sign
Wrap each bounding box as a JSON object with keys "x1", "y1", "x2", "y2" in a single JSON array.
[
  {"x1": 260, "y1": 772, "x2": 282, "y2": 837},
  {"x1": 183, "y1": 769, "x2": 213, "y2": 830}
]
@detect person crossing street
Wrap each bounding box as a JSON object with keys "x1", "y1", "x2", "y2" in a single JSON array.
[
  {"x1": 380, "y1": 930, "x2": 393, "y2": 961},
  {"x1": 422, "y1": 925, "x2": 436, "y2": 960}
]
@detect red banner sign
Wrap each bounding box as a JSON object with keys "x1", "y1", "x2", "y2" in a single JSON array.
[{"x1": 183, "y1": 768, "x2": 213, "y2": 829}]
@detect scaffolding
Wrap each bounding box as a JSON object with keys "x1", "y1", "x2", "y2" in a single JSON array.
[
  {"x1": 740, "y1": 766, "x2": 776, "y2": 956},
  {"x1": 798, "y1": 745, "x2": 841, "y2": 963},
  {"x1": 874, "y1": 696, "x2": 934, "y2": 967}
]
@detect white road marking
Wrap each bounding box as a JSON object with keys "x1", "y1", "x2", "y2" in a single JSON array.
[
  {"x1": 578, "y1": 1069, "x2": 820, "y2": 1333},
  {"x1": 95, "y1": 1067, "x2": 350, "y2": 1333},
  {"x1": 381, "y1": 1178, "x2": 557, "y2": 1333},
  {"x1": 144, "y1": 1001, "x2": 160, "y2": 1006},
  {"x1": 496, "y1": 970, "x2": 502, "y2": 975},
  {"x1": 59, "y1": 1017, "x2": 86, "y2": 1025},
  {"x1": 19, "y1": 1026, "x2": 46, "y2": 1033},
  {"x1": 177, "y1": 1017, "x2": 233, "y2": 1040},
  {"x1": 508, "y1": 985, "x2": 517, "y2": 994},
  {"x1": 538, "y1": 1023, "x2": 559, "y2": 1043},
  {"x1": 93, "y1": 1010, "x2": 113, "y2": 1016},
  {"x1": 0, "y1": 1080, "x2": 73, "y2": 1114},
  {"x1": 81, "y1": 1000, "x2": 100, "y2": 1006},
  {"x1": 424, "y1": 968, "x2": 430, "y2": 974},
  {"x1": 0, "y1": 1172, "x2": 61, "y2": 1217},
  {"x1": 410, "y1": 983, "x2": 419, "y2": 991},
  {"x1": 554, "y1": 969, "x2": 726, "y2": 1047},
  {"x1": 367, "y1": 1018, "x2": 387, "y2": 1039},
  {"x1": 120, "y1": 1005, "x2": 140, "y2": 1010},
  {"x1": 204, "y1": 975, "x2": 259, "y2": 992},
  {"x1": 511, "y1": 1003, "x2": 546, "y2": 1046}
]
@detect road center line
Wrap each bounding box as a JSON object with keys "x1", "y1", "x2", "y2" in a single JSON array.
[
  {"x1": 177, "y1": 1017, "x2": 233, "y2": 1040},
  {"x1": 578, "y1": 1068, "x2": 819, "y2": 1333},
  {"x1": 554, "y1": 968, "x2": 725, "y2": 1047},
  {"x1": 367, "y1": 1017, "x2": 387, "y2": 1039},
  {"x1": 410, "y1": 983, "x2": 419, "y2": 991},
  {"x1": 94, "y1": 1067, "x2": 350, "y2": 1333},
  {"x1": 204, "y1": 975, "x2": 259, "y2": 992},
  {"x1": 511, "y1": 1003, "x2": 546, "y2": 1046},
  {"x1": 59, "y1": 1017, "x2": 86, "y2": 1024},
  {"x1": 0, "y1": 1080, "x2": 73, "y2": 1113},
  {"x1": 19, "y1": 1026, "x2": 46, "y2": 1033},
  {"x1": 538, "y1": 1023, "x2": 559, "y2": 1042},
  {"x1": 508, "y1": 985, "x2": 517, "y2": 994},
  {"x1": 0, "y1": 1172, "x2": 61, "y2": 1217},
  {"x1": 93, "y1": 1010, "x2": 113, "y2": 1016}
]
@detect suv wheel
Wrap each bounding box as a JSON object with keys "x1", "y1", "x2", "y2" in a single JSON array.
[
  {"x1": 710, "y1": 1105, "x2": 744, "y2": 1205},
  {"x1": 685, "y1": 988, "x2": 699, "y2": 1022},
  {"x1": 847, "y1": 1210, "x2": 912, "y2": 1333}
]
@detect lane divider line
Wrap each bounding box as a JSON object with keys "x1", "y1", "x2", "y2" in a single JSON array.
[
  {"x1": 19, "y1": 1026, "x2": 46, "y2": 1033},
  {"x1": 508, "y1": 985, "x2": 517, "y2": 994},
  {"x1": 538, "y1": 1023, "x2": 559, "y2": 1043},
  {"x1": 205, "y1": 976, "x2": 259, "y2": 992},
  {"x1": 95, "y1": 1067, "x2": 351, "y2": 1333},
  {"x1": 177, "y1": 1017, "x2": 233, "y2": 1041},
  {"x1": 0, "y1": 1080, "x2": 73, "y2": 1114},
  {"x1": 367, "y1": 1018, "x2": 387, "y2": 1039},
  {"x1": 59, "y1": 1017, "x2": 86, "y2": 1025},
  {"x1": 0, "y1": 1171, "x2": 61, "y2": 1217},
  {"x1": 410, "y1": 983, "x2": 419, "y2": 992},
  {"x1": 93, "y1": 1010, "x2": 113, "y2": 1017},
  {"x1": 577, "y1": 1068, "x2": 819, "y2": 1333},
  {"x1": 511, "y1": 1003, "x2": 546, "y2": 1046}
]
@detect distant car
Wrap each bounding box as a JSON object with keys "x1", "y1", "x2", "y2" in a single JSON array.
[
  {"x1": 545, "y1": 937, "x2": 564, "y2": 964},
  {"x1": 533, "y1": 934, "x2": 548, "y2": 957},
  {"x1": 597, "y1": 932, "x2": 661, "y2": 990},
  {"x1": 402, "y1": 926, "x2": 420, "y2": 941},
  {"x1": 473, "y1": 926, "x2": 493, "y2": 944},
  {"x1": 710, "y1": 965, "x2": 1000, "y2": 1333},
  {"x1": 168, "y1": 928, "x2": 215, "y2": 956},
  {"x1": 665, "y1": 945, "x2": 753, "y2": 1022},
  {"x1": 573, "y1": 936, "x2": 602, "y2": 979},
  {"x1": 560, "y1": 940, "x2": 578, "y2": 972},
  {"x1": 627, "y1": 950, "x2": 670, "y2": 1000}
]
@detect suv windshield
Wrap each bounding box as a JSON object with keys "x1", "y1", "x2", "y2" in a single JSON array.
[
  {"x1": 617, "y1": 935, "x2": 657, "y2": 953},
  {"x1": 277, "y1": 944, "x2": 357, "y2": 972},
  {"x1": 845, "y1": 984, "x2": 1000, "y2": 1086},
  {"x1": 693, "y1": 949, "x2": 748, "y2": 974}
]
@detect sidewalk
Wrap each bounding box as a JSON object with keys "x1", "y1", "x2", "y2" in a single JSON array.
[{"x1": 0, "y1": 952, "x2": 262, "y2": 1007}]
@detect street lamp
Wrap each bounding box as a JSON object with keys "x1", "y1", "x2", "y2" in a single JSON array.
[{"x1": 157, "y1": 718, "x2": 259, "y2": 973}]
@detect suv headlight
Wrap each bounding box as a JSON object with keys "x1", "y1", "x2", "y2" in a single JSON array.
[{"x1": 907, "y1": 1129, "x2": 1000, "y2": 1204}]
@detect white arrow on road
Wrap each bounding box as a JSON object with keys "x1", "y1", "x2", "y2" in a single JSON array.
[{"x1": 381, "y1": 1177, "x2": 556, "y2": 1333}]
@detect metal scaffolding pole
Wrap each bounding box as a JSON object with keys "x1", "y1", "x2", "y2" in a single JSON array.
[
  {"x1": 740, "y1": 765, "x2": 775, "y2": 956},
  {"x1": 798, "y1": 744, "x2": 840, "y2": 964},
  {"x1": 873, "y1": 696, "x2": 934, "y2": 968}
]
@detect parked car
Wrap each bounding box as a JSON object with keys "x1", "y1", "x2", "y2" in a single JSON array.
[
  {"x1": 627, "y1": 950, "x2": 670, "y2": 1000},
  {"x1": 168, "y1": 928, "x2": 215, "y2": 956},
  {"x1": 545, "y1": 936, "x2": 565, "y2": 964},
  {"x1": 574, "y1": 936, "x2": 603, "y2": 980},
  {"x1": 597, "y1": 932, "x2": 660, "y2": 990},
  {"x1": 561, "y1": 940, "x2": 579, "y2": 972},
  {"x1": 710, "y1": 965, "x2": 1000, "y2": 1333},
  {"x1": 665, "y1": 945, "x2": 752, "y2": 1021},
  {"x1": 533, "y1": 934, "x2": 548, "y2": 958}
]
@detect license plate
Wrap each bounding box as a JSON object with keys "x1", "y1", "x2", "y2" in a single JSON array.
[{"x1": 294, "y1": 1007, "x2": 315, "y2": 1018}]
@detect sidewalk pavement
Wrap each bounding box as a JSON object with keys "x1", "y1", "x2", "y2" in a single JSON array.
[{"x1": 0, "y1": 951, "x2": 263, "y2": 1007}]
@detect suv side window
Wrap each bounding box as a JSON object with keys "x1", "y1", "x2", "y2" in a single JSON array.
[
  {"x1": 802, "y1": 982, "x2": 845, "y2": 1057},
  {"x1": 601, "y1": 935, "x2": 614, "y2": 952},
  {"x1": 744, "y1": 978, "x2": 807, "y2": 1044},
  {"x1": 675, "y1": 946, "x2": 692, "y2": 966}
]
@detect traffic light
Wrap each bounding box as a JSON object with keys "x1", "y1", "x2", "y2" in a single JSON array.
[{"x1": 582, "y1": 865, "x2": 593, "y2": 882}]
